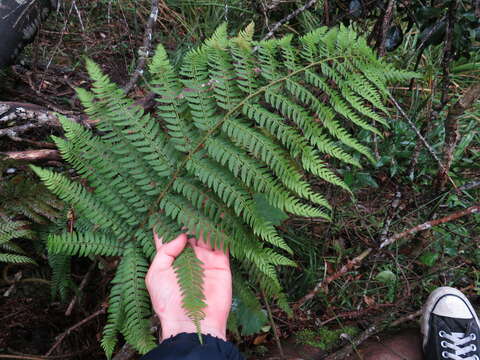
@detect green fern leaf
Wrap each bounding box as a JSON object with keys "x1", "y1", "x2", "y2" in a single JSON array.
[{"x1": 173, "y1": 246, "x2": 207, "y2": 343}]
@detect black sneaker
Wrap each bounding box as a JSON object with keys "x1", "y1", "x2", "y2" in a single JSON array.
[{"x1": 421, "y1": 287, "x2": 480, "y2": 360}]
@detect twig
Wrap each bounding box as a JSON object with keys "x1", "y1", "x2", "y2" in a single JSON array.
[
  {"x1": 45, "y1": 307, "x2": 106, "y2": 356},
  {"x1": 389, "y1": 95, "x2": 457, "y2": 189},
  {"x1": 40, "y1": 0, "x2": 77, "y2": 89},
  {"x1": 439, "y1": 1, "x2": 456, "y2": 106},
  {"x1": 262, "y1": 290, "x2": 284, "y2": 359},
  {"x1": 123, "y1": 0, "x2": 159, "y2": 94},
  {"x1": 379, "y1": 205, "x2": 480, "y2": 249},
  {"x1": 378, "y1": 188, "x2": 402, "y2": 243},
  {"x1": 377, "y1": 0, "x2": 395, "y2": 57},
  {"x1": 65, "y1": 260, "x2": 97, "y2": 316},
  {"x1": 265, "y1": 0, "x2": 284, "y2": 11},
  {"x1": 459, "y1": 180, "x2": 480, "y2": 192},
  {"x1": 436, "y1": 83, "x2": 480, "y2": 190},
  {"x1": 72, "y1": 0, "x2": 85, "y2": 32},
  {"x1": 261, "y1": 0, "x2": 318, "y2": 41},
  {"x1": 323, "y1": 310, "x2": 422, "y2": 360},
  {"x1": 297, "y1": 202, "x2": 480, "y2": 307},
  {"x1": 295, "y1": 248, "x2": 373, "y2": 308},
  {"x1": 0, "y1": 355, "x2": 46, "y2": 360}
]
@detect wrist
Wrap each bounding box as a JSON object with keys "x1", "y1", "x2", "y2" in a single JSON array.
[{"x1": 160, "y1": 318, "x2": 226, "y2": 341}]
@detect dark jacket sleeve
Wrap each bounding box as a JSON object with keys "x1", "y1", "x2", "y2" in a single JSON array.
[{"x1": 140, "y1": 333, "x2": 245, "y2": 360}]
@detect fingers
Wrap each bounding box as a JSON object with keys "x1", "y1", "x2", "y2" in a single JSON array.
[
  {"x1": 162, "y1": 233, "x2": 188, "y2": 258},
  {"x1": 151, "y1": 233, "x2": 188, "y2": 269},
  {"x1": 153, "y1": 230, "x2": 163, "y2": 252}
]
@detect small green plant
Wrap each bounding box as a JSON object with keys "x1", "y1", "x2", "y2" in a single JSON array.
[
  {"x1": 295, "y1": 326, "x2": 359, "y2": 350},
  {"x1": 32, "y1": 24, "x2": 413, "y2": 356}
]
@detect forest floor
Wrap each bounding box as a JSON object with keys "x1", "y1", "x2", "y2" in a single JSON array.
[{"x1": 1, "y1": 1, "x2": 479, "y2": 359}]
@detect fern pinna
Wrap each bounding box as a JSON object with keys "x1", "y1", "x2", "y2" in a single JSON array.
[{"x1": 32, "y1": 24, "x2": 412, "y2": 356}]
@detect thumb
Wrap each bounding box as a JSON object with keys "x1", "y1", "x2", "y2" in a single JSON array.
[
  {"x1": 152, "y1": 233, "x2": 188, "y2": 269},
  {"x1": 162, "y1": 233, "x2": 188, "y2": 258}
]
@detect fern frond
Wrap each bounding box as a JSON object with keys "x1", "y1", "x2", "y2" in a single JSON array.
[
  {"x1": 32, "y1": 25, "x2": 414, "y2": 354},
  {"x1": 102, "y1": 254, "x2": 128, "y2": 359},
  {"x1": 150, "y1": 44, "x2": 199, "y2": 152},
  {"x1": 173, "y1": 246, "x2": 206, "y2": 343},
  {"x1": 120, "y1": 243, "x2": 156, "y2": 354},
  {"x1": 48, "y1": 231, "x2": 124, "y2": 257},
  {"x1": 0, "y1": 253, "x2": 36, "y2": 264},
  {"x1": 49, "y1": 253, "x2": 72, "y2": 301}
]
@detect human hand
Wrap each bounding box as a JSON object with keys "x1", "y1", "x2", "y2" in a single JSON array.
[{"x1": 145, "y1": 232, "x2": 232, "y2": 341}]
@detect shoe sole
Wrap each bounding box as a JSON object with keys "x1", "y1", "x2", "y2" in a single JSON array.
[{"x1": 420, "y1": 286, "x2": 480, "y2": 348}]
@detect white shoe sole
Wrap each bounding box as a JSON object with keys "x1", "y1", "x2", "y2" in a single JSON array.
[{"x1": 421, "y1": 286, "x2": 480, "y2": 348}]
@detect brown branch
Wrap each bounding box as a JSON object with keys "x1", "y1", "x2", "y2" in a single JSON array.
[
  {"x1": 262, "y1": 290, "x2": 284, "y2": 358},
  {"x1": 0, "y1": 93, "x2": 156, "y2": 143},
  {"x1": 378, "y1": 188, "x2": 402, "y2": 243},
  {"x1": 435, "y1": 83, "x2": 480, "y2": 190},
  {"x1": 294, "y1": 248, "x2": 373, "y2": 308},
  {"x1": 379, "y1": 205, "x2": 480, "y2": 249},
  {"x1": 439, "y1": 1, "x2": 457, "y2": 106},
  {"x1": 65, "y1": 260, "x2": 97, "y2": 316},
  {"x1": 1, "y1": 149, "x2": 60, "y2": 162},
  {"x1": 324, "y1": 310, "x2": 422, "y2": 360},
  {"x1": 45, "y1": 307, "x2": 106, "y2": 356},
  {"x1": 297, "y1": 202, "x2": 480, "y2": 308},
  {"x1": 377, "y1": 0, "x2": 395, "y2": 57},
  {"x1": 123, "y1": 0, "x2": 159, "y2": 94},
  {"x1": 0, "y1": 101, "x2": 90, "y2": 139}
]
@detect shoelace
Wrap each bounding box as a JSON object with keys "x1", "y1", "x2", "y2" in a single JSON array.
[{"x1": 439, "y1": 331, "x2": 479, "y2": 360}]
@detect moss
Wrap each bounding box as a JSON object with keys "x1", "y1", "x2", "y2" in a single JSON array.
[{"x1": 295, "y1": 326, "x2": 359, "y2": 350}]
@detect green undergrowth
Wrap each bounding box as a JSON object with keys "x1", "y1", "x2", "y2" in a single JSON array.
[{"x1": 295, "y1": 326, "x2": 359, "y2": 350}]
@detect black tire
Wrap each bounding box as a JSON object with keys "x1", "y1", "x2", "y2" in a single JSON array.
[{"x1": 0, "y1": 0, "x2": 56, "y2": 68}]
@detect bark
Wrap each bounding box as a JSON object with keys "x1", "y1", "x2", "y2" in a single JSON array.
[
  {"x1": 435, "y1": 83, "x2": 480, "y2": 190},
  {"x1": 1, "y1": 149, "x2": 60, "y2": 162},
  {"x1": 378, "y1": 0, "x2": 396, "y2": 57}
]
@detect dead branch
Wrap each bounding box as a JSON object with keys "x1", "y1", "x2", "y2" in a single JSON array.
[
  {"x1": 295, "y1": 248, "x2": 373, "y2": 308},
  {"x1": 296, "y1": 202, "x2": 480, "y2": 308},
  {"x1": 389, "y1": 95, "x2": 457, "y2": 189},
  {"x1": 0, "y1": 101, "x2": 90, "y2": 139},
  {"x1": 261, "y1": 0, "x2": 319, "y2": 41},
  {"x1": 459, "y1": 180, "x2": 480, "y2": 192},
  {"x1": 123, "y1": 0, "x2": 159, "y2": 94},
  {"x1": 379, "y1": 205, "x2": 480, "y2": 249},
  {"x1": 1, "y1": 149, "x2": 60, "y2": 162},
  {"x1": 377, "y1": 0, "x2": 395, "y2": 57},
  {"x1": 45, "y1": 307, "x2": 106, "y2": 356},
  {"x1": 323, "y1": 310, "x2": 422, "y2": 360},
  {"x1": 65, "y1": 260, "x2": 97, "y2": 316},
  {"x1": 262, "y1": 290, "x2": 284, "y2": 358},
  {"x1": 0, "y1": 93, "x2": 156, "y2": 143},
  {"x1": 436, "y1": 83, "x2": 480, "y2": 190},
  {"x1": 378, "y1": 188, "x2": 402, "y2": 243}
]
